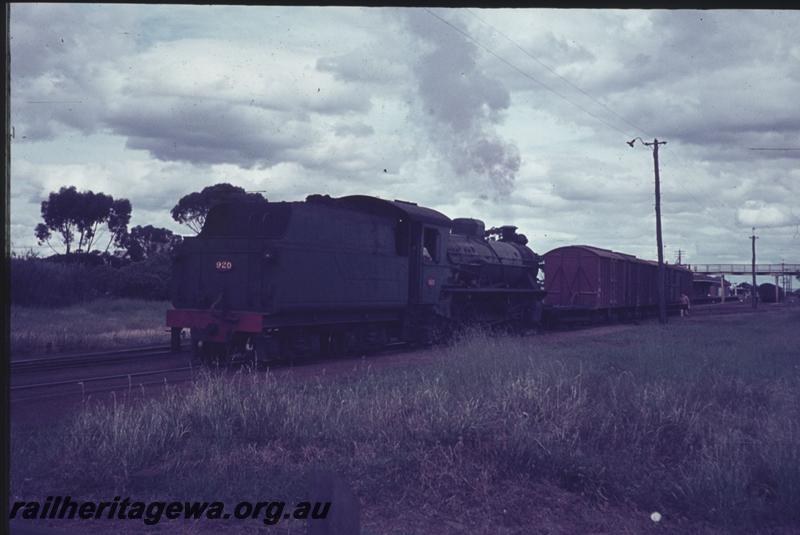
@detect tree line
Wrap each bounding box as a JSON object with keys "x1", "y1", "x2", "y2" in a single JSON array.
[
  {"x1": 12, "y1": 183, "x2": 268, "y2": 305},
  {"x1": 33, "y1": 183, "x2": 267, "y2": 262}
]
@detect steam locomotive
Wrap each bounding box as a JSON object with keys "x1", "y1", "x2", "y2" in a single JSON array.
[{"x1": 167, "y1": 194, "x2": 545, "y2": 363}]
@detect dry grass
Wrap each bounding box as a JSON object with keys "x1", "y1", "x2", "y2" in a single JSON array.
[
  {"x1": 11, "y1": 298, "x2": 170, "y2": 355},
  {"x1": 11, "y1": 309, "x2": 800, "y2": 533}
]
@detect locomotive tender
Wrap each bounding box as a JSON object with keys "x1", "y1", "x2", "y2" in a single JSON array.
[{"x1": 167, "y1": 194, "x2": 545, "y2": 362}]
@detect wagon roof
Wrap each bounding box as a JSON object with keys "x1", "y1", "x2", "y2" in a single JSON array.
[
  {"x1": 544, "y1": 244, "x2": 637, "y2": 261},
  {"x1": 545, "y1": 244, "x2": 691, "y2": 272}
]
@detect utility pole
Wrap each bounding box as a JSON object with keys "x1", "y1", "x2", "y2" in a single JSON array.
[
  {"x1": 751, "y1": 227, "x2": 758, "y2": 309},
  {"x1": 628, "y1": 137, "x2": 668, "y2": 324},
  {"x1": 676, "y1": 249, "x2": 683, "y2": 265}
]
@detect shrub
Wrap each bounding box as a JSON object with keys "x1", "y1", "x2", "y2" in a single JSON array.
[
  {"x1": 11, "y1": 257, "x2": 95, "y2": 306},
  {"x1": 111, "y1": 253, "x2": 172, "y2": 300},
  {"x1": 10, "y1": 253, "x2": 173, "y2": 306}
]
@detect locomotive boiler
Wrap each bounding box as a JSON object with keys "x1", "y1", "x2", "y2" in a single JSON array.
[
  {"x1": 445, "y1": 218, "x2": 544, "y2": 326},
  {"x1": 167, "y1": 194, "x2": 546, "y2": 363}
]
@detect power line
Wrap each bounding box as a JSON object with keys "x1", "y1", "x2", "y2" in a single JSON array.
[
  {"x1": 748, "y1": 148, "x2": 800, "y2": 151},
  {"x1": 426, "y1": 9, "x2": 728, "y2": 218},
  {"x1": 424, "y1": 9, "x2": 633, "y2": 139},
  {"x1": 465, "y1": 8, "x2": 652, "y2": 138},
  {"x1": 463, "y1": 10, "x2": 730, "y2": 214}
]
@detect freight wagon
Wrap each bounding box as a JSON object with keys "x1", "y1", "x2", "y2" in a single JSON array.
[
  {"x1": 757, "y1": 283, "x2": 784, "y2": 303},
  {"x1": 541, "y1": 245, "x2": 693, "y2": 324}
]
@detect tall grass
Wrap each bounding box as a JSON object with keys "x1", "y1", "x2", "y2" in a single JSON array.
[
  {"x1": 11, "y1": 298, "x2": 169, "y2": 354},
  {"x1": 12, "y1": 310, "x2": 800, "y2": 532}
]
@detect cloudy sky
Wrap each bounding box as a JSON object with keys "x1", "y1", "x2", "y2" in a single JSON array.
[{"x1": 9, "y1": 5, "x2": 800, "y2": 278}]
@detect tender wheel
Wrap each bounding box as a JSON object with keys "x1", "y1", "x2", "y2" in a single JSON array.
[{"x1": 198, "y1": 341, "x2": 230, "y2": 367}]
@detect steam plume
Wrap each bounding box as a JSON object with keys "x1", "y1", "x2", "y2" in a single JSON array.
[{"x1": 404, "y1": 10, "x2": 521, "y2": 198}]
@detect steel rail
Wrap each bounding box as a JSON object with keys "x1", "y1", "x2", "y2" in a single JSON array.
[
  {"x1": 11, "y1": 366, "x2": 195, "y2": 392},
  {"x1": 10, "y1": 368, "x2": 196, "y2": 404},
  {"x1": 11, "y1": 304, "x2": 789, "y2": 403},
  {"x1": 9, "y1": 343, "x2": 413, "y2": 403},
  {"x1": 11, "y1": 346, "x2": 183, "y2": 374},
  {"x1": 14, "y1": 343, "x2": 171, "y2": 362}
]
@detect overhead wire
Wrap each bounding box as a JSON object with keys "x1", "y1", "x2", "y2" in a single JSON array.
[
  {"x1": 465, "y1": 8, "x2": 653, "y2": 139},
  {"x1": 427, "y1": 10, "x2": 800, "y2": 261},
  {"x1": 425, "y1": 8, "x2": 722, "y2": 215},
  {"x1": 424, "y1": 8, "x2": 633, "y2": 139},
  {"x1": 465, "y1": 9, "x2": 729, "y2": 213}
]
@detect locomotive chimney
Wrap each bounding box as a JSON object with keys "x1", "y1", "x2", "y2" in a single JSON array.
[{"x1": 499, "y1": 225, "x2": 518, "y2": 242}]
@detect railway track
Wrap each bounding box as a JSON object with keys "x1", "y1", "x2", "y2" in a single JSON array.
[
  {"x1": 11, "y1": 344, "x2": 195, "y2": 404},
  {"x1": 12, "y1": 303, "x2": 790, "y2": 405},
  {"x1": 11, "y1": 344, "x2": 175, "y2": 374},
  {"x1": 690, "y1": 301, "x2": 790, "y2": 317},
  {"x1": 10, "y1": 340, "x2": 413, "y2": 404},
  {"x1": 11, "y1": 365, "x2": 195, "y2": 403}
]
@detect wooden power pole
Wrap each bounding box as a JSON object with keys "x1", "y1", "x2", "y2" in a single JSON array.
[
  {"x1": 628, "y1": 137, "x2": 668, "y2": 323},
  {"x1": 646, "y1": 138, "x2": 668, "y2": 324},
  {"x1": 751, "y1": 227, "x2": 758, "y2": 309}
]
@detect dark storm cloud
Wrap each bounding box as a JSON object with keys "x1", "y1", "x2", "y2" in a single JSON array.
[
  {"x1": 107, "y1": 101, "x2": 312, "y2": 168},
  {"x1": 402, "y1": 9, "x2": 521, "y2": 198},
  {"x1": 581, "y1": 11, "x2": 800, "y2": 155},
  {"x1": 486, "y1": 10, "x2": 800, "y2": 166},
  {"x1": 10, "y1": 3, "x2": 136, "y2": 79},
  {"x1": 11, "y1": 4, "x2": 373, "y2": 168},
  {"x1": 568, "y1": 11, "x2": 789, "y2": 96},
  {"x1": 10, "y1": 4, "x2": 138, "y2": 140}
]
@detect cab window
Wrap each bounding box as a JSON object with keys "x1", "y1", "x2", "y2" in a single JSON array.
[{"x1": 423, "y1": 228, "x2": 439, "y2": 263}]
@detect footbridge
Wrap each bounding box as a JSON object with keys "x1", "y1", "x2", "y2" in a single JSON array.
[
  {"x1": 684, "y1": 263, "x2": 799, "y2": 299},
  {"x1": 687, "y1": 263, "x2": 800, "y2": 276}
]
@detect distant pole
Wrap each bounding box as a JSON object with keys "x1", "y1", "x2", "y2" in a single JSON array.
[
  {"x1": 751, "y1": 227, "x2": 758, "y2": 309},
  {"x1": 627, "y1": 137, "x2": 668, "y2": 323},
  {"x1": 677, "y1": 249, "x2": 683, "y2": 265},
  {"x1": 721, "y1": 274, "x2": 726, "y2": 303}
]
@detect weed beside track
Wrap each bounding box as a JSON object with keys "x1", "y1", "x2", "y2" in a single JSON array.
[{"x1": 11, "y1": 309, "x2": 800, "y2": 533}]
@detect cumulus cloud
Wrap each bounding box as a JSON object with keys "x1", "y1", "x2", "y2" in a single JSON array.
[
  {"x1": 11, "y1": 5, "x2": 373, "y2": 169},
  {"x1": 9, "y1": 6, "x2": 800, "y2": 267},
  {"x1": 107, "y1": 100, "x2": 314, "y2": 168},
  {"x1": 736, "y1": 201, "x2": 799, "y2": 228}
]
